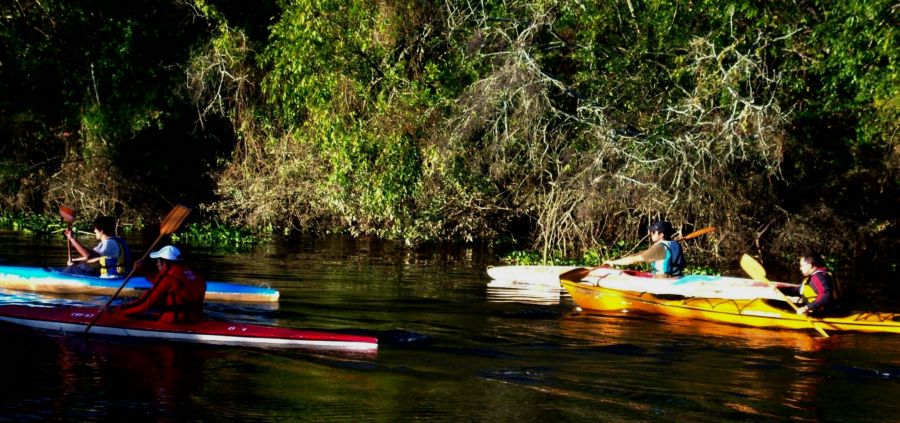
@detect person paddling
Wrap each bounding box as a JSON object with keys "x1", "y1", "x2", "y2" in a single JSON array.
[
  {"x1": 790, "y1": 249, "x2": 839, "y2": 317},
  {"x1": 112, "y1": 245, "x2": 206, "y2": 323},
  {"x1": 602, "y1": 220, "x2": 686, "y2": 278},
  {"x1": 63, "y1": 215, "x2": 131, "y2": 277}
]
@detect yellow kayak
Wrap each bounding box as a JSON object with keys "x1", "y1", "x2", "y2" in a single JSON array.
[{"x1": 561, "y1": 275, "x2": 900, "y2": 335}]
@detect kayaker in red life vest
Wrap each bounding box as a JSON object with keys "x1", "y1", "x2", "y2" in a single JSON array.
[
  {"x1": 112, "y1": 245, "x2": 206, "y2": 324},
  {"x1": 792, "y1": 250, "x2": 839, "y2": 317},
  {"x1": 602, "y1": 220, "x2": 686, "y2": 278},
  {"x1": 63, "y1": 215, "x2": 131, "y2": 278}
]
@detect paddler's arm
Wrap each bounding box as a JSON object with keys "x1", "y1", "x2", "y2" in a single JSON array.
[
  {"x1": 64, "y1": 228, "x2": 97, "y2": 261},
  {"x1": 603, "y1": 244, "x2": 666, "y2": 267},
  {"x1": 117, "y1": 278, "x2": 175, "y2": 316}
]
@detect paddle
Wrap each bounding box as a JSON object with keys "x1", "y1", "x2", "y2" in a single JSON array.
[
  {"x1": 58, "y1": 204, "x2": 77, "y2": 263},
  {"x1": 83, "y1": 205, "x2": 192, "y2": 335},
  {"x1": 677, "y1": 226, "x2": 716, "y2": 241},
  {"x1": 565, "y1": 226, "x2": 718, "y2": 284},
  {"x1": 740, "y1": 254, "x2": 829, "y2": 338}
]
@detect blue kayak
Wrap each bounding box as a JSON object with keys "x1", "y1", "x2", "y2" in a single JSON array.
[{"x1": 0, "y1": 265, "x2": 279, "y2": 303}]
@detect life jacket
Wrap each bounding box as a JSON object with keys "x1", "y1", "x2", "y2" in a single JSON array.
[
  {"x1": 652, "y1": 240, "x2": 685, "y2": 277},
  {"x1": 799, "y1": 267, "x2": 837, "y2": 313},
  {"x1": 155, "y1": 264, "x2": 206, "y2": 323},
  {"x1": 98, "y1": 237, "x2": 130, "y2": 277}
]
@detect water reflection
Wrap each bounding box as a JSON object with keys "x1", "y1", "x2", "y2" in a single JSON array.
[
  {"x1": 486, "y1": 280, "x2": 562, "y2": 306},
  {"x1": 560, "y1": 309, "x2": 823, "y2": 351},
  {"x1": 5, "y1": 230, "x2": 900, "y2": 420}
]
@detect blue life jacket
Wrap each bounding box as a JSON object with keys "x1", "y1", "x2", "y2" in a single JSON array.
[{"x1": 652, "y1": 240, "x2": 685, "y2": 277}]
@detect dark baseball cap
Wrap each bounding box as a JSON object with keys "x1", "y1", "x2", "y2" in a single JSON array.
[{"x1": 648, "y1": 220, "x2": 674, "y2": 235}]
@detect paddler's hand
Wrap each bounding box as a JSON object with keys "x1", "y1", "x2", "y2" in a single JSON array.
[{"x1": 796, "y1": 306, "x2": 809, "y2": 315}]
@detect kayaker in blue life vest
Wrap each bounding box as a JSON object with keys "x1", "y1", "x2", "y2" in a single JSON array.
[
  {"x1": 113, "y1": 245, "x2": 206, "y2": 323},
  {"x1": 790, "y1": 249, "x2": 839, "y2": 317},
  {"x1": 63, "y1": 215, "x2": 131, "y2": 278},
  {"x1": 602, "y1": 220, "x2": 686, "y2": 278}
]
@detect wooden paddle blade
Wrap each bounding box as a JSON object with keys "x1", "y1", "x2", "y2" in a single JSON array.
[
  {"x1": 58, "y1": 204, "x2": 77, "y2": 223},
  {"x1": 740, "y1": 254, "x2": 768, "y2": 282},
  {"x1": 159, "y1": 205, "x2": 192, "y2": 235},
  {"x1": 680, "y1": 226, "x2": 716, "y2": 241}
]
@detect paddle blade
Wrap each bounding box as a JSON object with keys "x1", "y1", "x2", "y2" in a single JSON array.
[
  {"x1": 560, "y1": 267, "x2": 592, "y2": 283},
  {"x1": 740, "y1": 254, "x2": 768, "y2": 282},
  {"x1": 680, "y1": 226, "x2": 716, "y2": 241},
  {"x1": 159, "y1": 205, "x2": 192, "y2": 235},
  {"x1": 58, "y1": 204, "x2": 77, "y2": 223}
]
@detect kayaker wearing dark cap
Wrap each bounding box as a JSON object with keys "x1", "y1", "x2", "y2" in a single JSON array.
[
  {"x1": 113, "y1": 245, "x2": 206, "y2": 323},
  {"x1": 602, "y1": 220, "x2": 686, "y2": 278}
]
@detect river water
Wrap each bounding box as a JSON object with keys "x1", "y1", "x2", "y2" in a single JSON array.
[{"x1": 1, "y1": 230, "x2": 899, "y2": 421}]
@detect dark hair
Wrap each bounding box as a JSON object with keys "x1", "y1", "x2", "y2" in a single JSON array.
[
  {"x1": 648, "y1": 220, "x2": 675, "y2": 239},
  {"x1": 93, "y1": 215, "x2": 116, "y2": 235},
  {"x1": 800, "y1": 249, "x2": 825, "y2": 267}
]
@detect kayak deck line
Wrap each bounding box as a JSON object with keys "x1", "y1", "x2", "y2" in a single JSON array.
[
  {"x1": 0, "y1": 265, "x2": 279, "y2": 303},
  {"x1": 0, "y1": 305, "x2": 377, "y2": 352}
]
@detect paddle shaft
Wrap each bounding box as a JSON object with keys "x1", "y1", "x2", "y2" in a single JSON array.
[
  {"x1": 66, "y1": 223, "x2": 72, "y2": 263},
  {"x1": 82, "y1": 233, "x2": 165, "y2": 334},
  {"x1": 561, "y1": 227, "x2": 716, "y2": 294},
  {"x1": 83, "y1": 204, "x2": 192, "y2": 335}
]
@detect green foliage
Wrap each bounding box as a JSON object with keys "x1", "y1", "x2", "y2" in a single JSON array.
[
  {"x1": 0, "y1": 211, "x2": 65, "y2": 235},
  {"x1": 170, "y1": 221, "x2": 267, "y2": 248},
  {"x1": 1, "y1": 0, "x2": 897, "y2": 278}
]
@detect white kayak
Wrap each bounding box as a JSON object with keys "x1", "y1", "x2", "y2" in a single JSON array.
[
  {"x1": 575, "y1": 267, "x2": 800, "y2": 301},
  {"x1": 485, "y1": 265, "x2": 577, "y2": 287}
]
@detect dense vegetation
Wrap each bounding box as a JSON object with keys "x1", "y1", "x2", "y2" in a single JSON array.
[{"x1": 1, "y1": 0, "x2": 897, "y2": 279}]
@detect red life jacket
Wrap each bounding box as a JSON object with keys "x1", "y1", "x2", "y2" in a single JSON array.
[{"x1": 153, "y1": 264, "x2": 206, "y2": 323}]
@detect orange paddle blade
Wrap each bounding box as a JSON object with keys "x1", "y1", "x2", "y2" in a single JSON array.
[
  {"x1": 58, "y1": 204, "x2": 77, "y2": 223},
  {"x1": 680, "y1": 226, "x2": 716, "y2": 241},
  {"x1": 160, "y1": 205, "x2": 192, "y2": 235}
]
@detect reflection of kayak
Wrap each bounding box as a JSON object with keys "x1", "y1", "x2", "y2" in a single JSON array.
[
  {"x1": 486, "y1": 265, "x2": 577, "y2": 287},
  {"x1": 486, "y1": 280, "x2": 563, "y2": 305},
  {"x1": 0, "y1": 265, "x2": 279, "y2": 303},
  {"x1": 0, "y1": 304, "x2": 377, "y2": 351},
  {"x1": 561, "y1": 276, "x2": 900, "y2": 335}
]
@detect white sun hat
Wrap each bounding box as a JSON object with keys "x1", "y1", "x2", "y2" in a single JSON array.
[{"x1": 149, "y1": 245, "x2": 182, "y2": 261}]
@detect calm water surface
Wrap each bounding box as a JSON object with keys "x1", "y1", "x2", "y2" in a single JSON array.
[{"x1": 1, "y1": 230, "x2": 899, "y2": 422}]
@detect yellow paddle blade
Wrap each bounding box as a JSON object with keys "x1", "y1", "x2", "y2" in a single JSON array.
[
  {"x1": 680, "y1": 226, "x2": 716, "y2": 241},
  {"x1": 58, "y1": 204, "x2": 77, "y2": 223},
  {"x1": 159, "y1": 205, "x2": 192, "y2": 235},
  {"x1": 740, "y1": 254, "x2": 769, "y2": 282}
]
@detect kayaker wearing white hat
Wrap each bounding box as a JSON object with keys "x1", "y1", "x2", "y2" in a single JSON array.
[{"x1": 113, "y1": 245, "x2": 206, "y2": 323}]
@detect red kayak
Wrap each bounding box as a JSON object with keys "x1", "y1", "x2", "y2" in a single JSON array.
[{"x1": 0, "y1": 305, "x2": 377, "y2": 352}]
